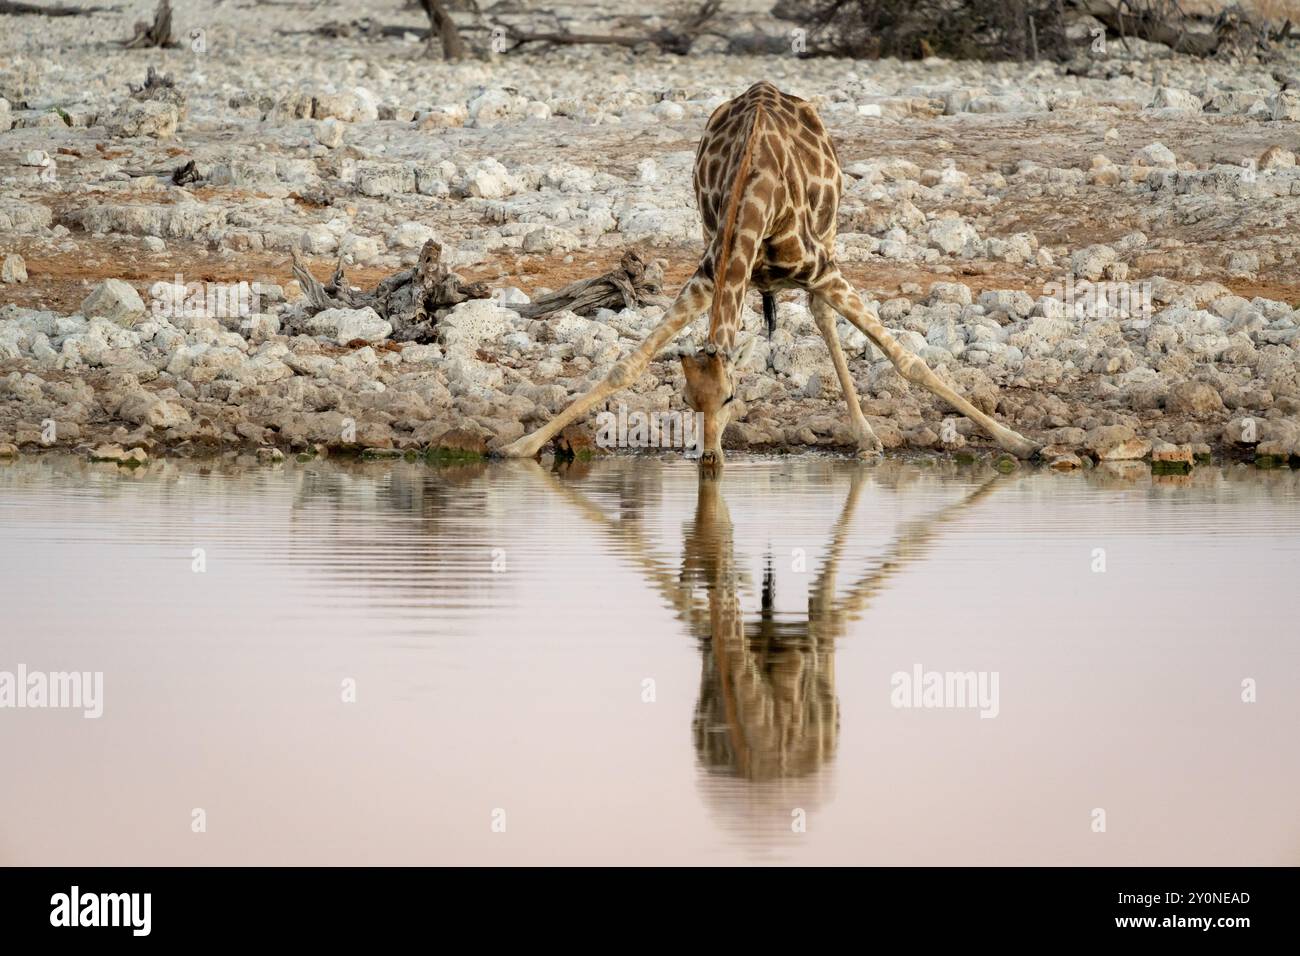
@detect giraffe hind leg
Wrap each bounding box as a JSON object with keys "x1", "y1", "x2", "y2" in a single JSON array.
[
  {"x1": 810, "y1": 292, "x2": 882, "y2": 457},
  {"x1": 815, "y1": 269, "x2": 1040, "y2": 459}
]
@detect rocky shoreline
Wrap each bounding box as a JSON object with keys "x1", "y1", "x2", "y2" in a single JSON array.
[{"x1": 2, "y1": 1, "x2": 1300, "y2": 469}]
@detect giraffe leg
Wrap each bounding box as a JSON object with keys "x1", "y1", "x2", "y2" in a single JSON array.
[
  {"x1": 497, "y1": 272, "x2": 714, "y2": 458},
  {"x1": 810, "y1": 293, "x2": 882, "y2": 457},
  {"x1": 814, "y1": 270, "x2": 1040, "y2": 459}
]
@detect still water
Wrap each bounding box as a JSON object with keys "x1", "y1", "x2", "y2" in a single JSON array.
[{"x1": 1, "y1": 454, "x2": 1297, "y2": 865}]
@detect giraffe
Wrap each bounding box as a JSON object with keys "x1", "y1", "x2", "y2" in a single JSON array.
[{"x1": 499, "y1": 81, "x2": 1040, "y2": 465}]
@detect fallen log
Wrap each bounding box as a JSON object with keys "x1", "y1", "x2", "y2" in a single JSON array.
[
  {"x1": 290, "y1": 240, "x2": 490, "y2": 343},
  {"x1": 0, "y1": 1, "x2": 111, "y2": 13},
  {"x1": 502, "y1": 0, "x2": 721, "y2": 55},
  {"x1": 511, "y1": 250, "x2": 671, "y2": 320},
  {"x1": 420, "y1": 0, "x2": 467, "y2": 60},
  {"x1": 1078, "y1": 0, "x2": 1280, "y2": 58},
  {"x1": 123, "y1": 0, "x2": 177, "y2": 49}
]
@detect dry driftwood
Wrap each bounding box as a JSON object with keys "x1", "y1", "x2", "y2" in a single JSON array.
[
  {"x1": 420, "y1": 0, "x2": 467, "y2": 60},
  {"x1": 773, "y1": 0, "x2": 1071, "y2": 61},
  {"x1": 283, "y1": 12, "x2": 495, "y2": 44},
  {"x1": 502, "y1": 0, "x2": 722, "y2": 55},
  {"x1": 123, "y1": 0, "x2": 177, "y2": 49},
  {"x1": 171, "y1": 159, "x2": 198, "y2": 186},
  {"x1": 129, "y1": 65, "x2": 176, "y2": 97},
  {"x1": 1079, "y1": 1, "x2": 1286, "y2": 59},
  {"x1": 0, "y1": 1, "x2": 110, "y2": 13},
  {"x1": 511, "y1": 250, "x2": 670, "y2": 320},
  {"x1": 290, "y1": 240, "x2": 490, "y2": 343}
]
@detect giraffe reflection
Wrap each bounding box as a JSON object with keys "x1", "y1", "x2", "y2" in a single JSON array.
[
  {"x1": 526, "y1": 461, "x2": 1001, "y2": 787},
  {"x1": 687, "y1": 472, "x2": 838, "y2": 781}
]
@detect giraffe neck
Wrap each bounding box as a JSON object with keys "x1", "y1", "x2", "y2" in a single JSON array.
[{"x1": 707, "y1": 101, "x2": 768, "y2": 351}]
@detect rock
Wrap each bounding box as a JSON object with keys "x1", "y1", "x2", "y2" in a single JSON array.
[
  {"x1": 90, "y1": 444, "x2": 125, "y2": 462},
  {"x1": 652, "y1": 100, "x2": 685, "y2": 121},
  {"x1": 82, "y1": 279, "x2": 146, "y2": 325},
  {"x1": 978, "y1": 289, "x2": 1034, "y2": 318},
  {"x1": 523, "y1": 226, "x2": 582, "y2": 254},
  {"x1": 1086, "y1": 424, "x2": 1150, "y2": 461},
  {"x1": 1, "y1": 254, "x2": 27, "y2": 284},
  {"x1": 1148, "y1": 88, "x2": 1202, "y2": 114},
  {"x1": 927, "y1": 281, "x2": 972, "y2": 306},
  {"x1": 354, "y1": 161, "x2": 415, "y2": 197},
  {"x1": 0, "y1": 442, "x2": 17, "y2": 458},
  {"x1": 1151, "y1": 441, "x2": 1194, "y2": 471},
  {"x1": 1224, "y1": 250, "x2": 1259, "y2": 279},
  {"x1": 1070, "y1": 244, "x2": 1118, "y2": 281},
  {"x1": 467, "y1": 88, "x2": 524, "y2": 128},
  {"x1": 313, "y1": 88, "x2": 378, "y2": 123},
  {"x1": 306, "y1": 307, "x2": 392, "y2": 345},
  {"x1": 439, "y1": 299, "x2": 517, "y2": 353},
  {"x1": 1267, "y1": 90, "x2": 1300, "y2": 122},
  {"x1": 927, "y1": 217, "x2": 979, "y2": 256},
  {"x1": 388, "y1": 221, "x2": 436, "y2": 249},
  {"x1": 430, "y1": 427, "x2": 488, "y2": 460},
  {"x1": 108, "y1": 99, "x2": 180, "y2": 138},
  {"x1": 316, "y1": 118, "x2": 345, "y2": 149},
  {"x1": 1132, "y1": 142, "x2": 1177, "y2": 168},
  {"x1": 1165, "y1": 381, "x2": 1224, "y2": 416},
  {"x1": 1255, "y1": 439, "x2": 1295, "y2": 465},
  {"x1": 117, "y1": 391, "x2": 192, "y2": 429},
  {"x1": 442, "y1": 354, "x2": 504, "y2": 395},
  {"x1": 461, "y1": 159, "x2": 515, "y2": 199},
  {"x1": 1048, "y1": 452, "x2": 1081, "y2": 471},
  {"x1": 339, "y1": 234, "x2": 380, "y2": 263},
  {"x1": 1258, "y1": 145, "x2": 1295, "y2": 170},
  {"x1": 89, "y1": 443, "x2": 145, "y2": 464},
  {"x1": 554, "y1": 424, "x2": 597, "y2": 458}
]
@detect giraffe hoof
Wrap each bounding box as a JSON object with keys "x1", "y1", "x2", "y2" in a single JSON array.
[
  {"x1": 1004, "y1": 437, "x2": 1042, "y2": 460},
  {"x1": 498, "y1": 436, "x2": 543, "y2": 459},
  {"x1": 854, "y1": 433, "x2": 884, "y2": 458}
]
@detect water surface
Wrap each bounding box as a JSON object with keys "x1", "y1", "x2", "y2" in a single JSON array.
[{"x1": 1, "y1": 454, "x2": 1297, "y2": 865}]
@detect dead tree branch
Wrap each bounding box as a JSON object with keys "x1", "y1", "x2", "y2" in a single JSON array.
[
  {"x1": 512, "y1": 251, "x2": 670, "y2": 320},
  {"x1": 502, "y1": 0, "x2": 721, "y2": 55},
  {"x1": 290, "y1": 241, "x2": 490, "y2": 343},
  {"x1": 0, "y1": 1, "x2": 111, "y2": 13},
  {"x1": 123, "y1": 0, "x2": 178, "y2": 49},
  {"x1": 1079, "y1": 1, "x2": 1285, "y2": 59},
  {"x1": 420, "y1": 0, "x2": 467, "y2": 60}
]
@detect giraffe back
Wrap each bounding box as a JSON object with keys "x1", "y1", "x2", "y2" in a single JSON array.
[{"x1": 693, "y1": 82, "x2": 844, "y2": 348}]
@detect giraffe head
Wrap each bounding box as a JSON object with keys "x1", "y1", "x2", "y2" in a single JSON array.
[{"x1": 679, "y1": 337, "x2": 756, "y2": 468}]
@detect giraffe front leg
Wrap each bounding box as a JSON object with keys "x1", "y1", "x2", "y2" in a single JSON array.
[
  {"x1": 497, "y1": 272, "x2": 714, "y2": 458},
  {"x1": 815, "y1": 271, "x2": 1040, "y2": 459},
  {"x1": 811, "y1": 293, "x2": 882, "y2": 458}
]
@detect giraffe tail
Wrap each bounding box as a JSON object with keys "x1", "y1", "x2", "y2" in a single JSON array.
[{"x1": 762, "y1": 292, "x2": 776, "y2": 339}]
